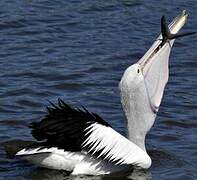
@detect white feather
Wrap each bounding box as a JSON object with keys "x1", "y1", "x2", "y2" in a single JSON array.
[{"x1": 83, "y1": 123, "x2": 151, "y2": 169}]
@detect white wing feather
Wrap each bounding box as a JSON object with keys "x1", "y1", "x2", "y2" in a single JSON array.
[{"x1": 82, "y1": 123, "x2": 151, "y2": 169}]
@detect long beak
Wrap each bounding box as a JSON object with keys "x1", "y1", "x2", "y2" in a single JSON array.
[
  {"x1": 161, "y1": 15, "x2": 196, "y2": 46},
  {"x1": 138, "y1": 10, "x2": 190, "y2": 74},
  {"x1": 136, "y1": 10, "x2": 195, "y2": 112}
]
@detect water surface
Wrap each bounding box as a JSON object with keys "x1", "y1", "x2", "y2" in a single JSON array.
[{"x1": 0, "y1": 0, "x2": 197, "y2": 179}]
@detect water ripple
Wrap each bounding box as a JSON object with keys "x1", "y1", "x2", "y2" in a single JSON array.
[{"x1": 0, "y1": 0, "x2": 196, "y2": 179}]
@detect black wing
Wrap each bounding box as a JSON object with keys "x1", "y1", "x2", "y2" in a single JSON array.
[{"x1": 30, "y1": 99, "x2": 111, "y2": 152}]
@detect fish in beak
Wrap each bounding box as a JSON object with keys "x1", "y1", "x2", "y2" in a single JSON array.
[
  {"x1": 138, "y1": 10, "x2": 196, "y2": 113},
  {"x1": 161, "y1": 15, "x2": 196, "y2": 46}
]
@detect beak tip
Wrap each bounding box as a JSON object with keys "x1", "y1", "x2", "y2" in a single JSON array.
[{"x1": 182, "y1": 10, "x2": 187, "y2": 16}]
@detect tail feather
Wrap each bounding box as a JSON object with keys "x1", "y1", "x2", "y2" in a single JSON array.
[{"x1": 2, "y1": 139, "x2": 35, "y2": 158}]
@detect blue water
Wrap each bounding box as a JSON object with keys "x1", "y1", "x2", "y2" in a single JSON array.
[{"x1": 0, "y1": 0, "x2": 197, "y2": 179}]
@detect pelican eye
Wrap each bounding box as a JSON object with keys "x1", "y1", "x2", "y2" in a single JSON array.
[{"x1": 137, "y1": 69, "x2": 140, "y2": 74}]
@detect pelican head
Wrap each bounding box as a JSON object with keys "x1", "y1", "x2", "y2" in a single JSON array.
[{"x1": 119, "y1": 10, "x2": 195, "y2": 151}]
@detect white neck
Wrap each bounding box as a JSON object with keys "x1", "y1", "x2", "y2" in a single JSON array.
[
  {"x1": 119, "y1": 68, "x2": 156, "y2": 152},
  {"x1": 118, "y1": 11, "x2": 188, "y2": 152}
]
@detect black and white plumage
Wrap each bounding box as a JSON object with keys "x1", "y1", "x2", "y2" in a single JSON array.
[
  {"x1": 30, "y1": 99, "x2": 111, "y2": 153},
  {"x1": 16, "y1": 11, "x2": 194, "y2": 175},
  {"x1": 17, "y1": 99, "x2": 151, "y2": 174}
]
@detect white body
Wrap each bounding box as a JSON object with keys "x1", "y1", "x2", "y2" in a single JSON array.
[{"x1": 17, "y1": 123, "x2": 151, "y2": 175}]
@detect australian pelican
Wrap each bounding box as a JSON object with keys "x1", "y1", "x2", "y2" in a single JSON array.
[{"x1": 16, "y1": 11, "x2": 195, "y2": 175}]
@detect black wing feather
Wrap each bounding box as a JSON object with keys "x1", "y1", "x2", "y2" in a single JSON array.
[{"x1": 29, "y1": 99, "x2": 111, "y2": 152}]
